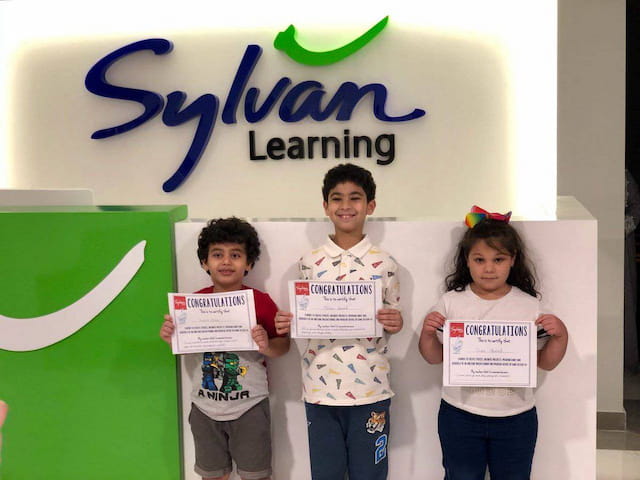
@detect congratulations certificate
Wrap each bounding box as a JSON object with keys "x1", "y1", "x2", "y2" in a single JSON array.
[
  {"x1": 168, "y1": 290, "x2": 257, "y2": 354},
  {"x1": 443, "y1": 320, "x2": 537, "y2": 388},
  {"x1": 288, "y1": 280, "x2": 383, "y2": 338}
]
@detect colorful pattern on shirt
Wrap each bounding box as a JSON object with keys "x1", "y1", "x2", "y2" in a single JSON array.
[{"x1": 299, "y1": 235, "x2": 400, "y2": 406}]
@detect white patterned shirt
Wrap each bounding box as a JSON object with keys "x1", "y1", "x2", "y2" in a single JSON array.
[{"x1": 298, "y1": 235, "x2": 400, "y2": 406}]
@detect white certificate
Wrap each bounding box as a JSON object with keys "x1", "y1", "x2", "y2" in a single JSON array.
[
  {"x1": 167, "y1": 290, "x2": 257, "y2": 354},
  {"x1": 288, "y1": 280, "x2": 383, "y2": 339},
  {"x1": 443, "y1": 320, "x2": 537, "y2": 388}
]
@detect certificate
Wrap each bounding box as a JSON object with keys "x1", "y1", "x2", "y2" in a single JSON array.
[
  {"x1": 167, "y1": 290, "x2": 257, "y2": 354},
  {"x1": 288, "y1": 280, "x2": 383, "y2": 339},
  {"x1": 443, "y1": 320, "x2": 537, "y2": 388}
]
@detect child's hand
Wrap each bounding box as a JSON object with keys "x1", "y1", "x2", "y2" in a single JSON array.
[
  {"x1": 275, "y1": 311, "x2": 293, "y2": 335},
  {"x1": 535, "y1": 314, "x2": 568, "y2": 338},
  {"x1": 377, "y1": 308, "x2": 403, "y2": 334},
  {"x1": 252, "y1": 325, "x2": 269, "y2": 353},
  {"x1": 159, "y1": 314, "x2": 175, "y2": 344},
  {"x1": 0, "y1": 400, "x2": 7, "y2": 427},
  {"x1": 422, "y1": 311, "x2": 446, "y2": 337}
]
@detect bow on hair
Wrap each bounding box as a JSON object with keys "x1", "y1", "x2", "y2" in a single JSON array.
[{"x1": 465, "y1": 205, "x2": 512, "y2": 228}]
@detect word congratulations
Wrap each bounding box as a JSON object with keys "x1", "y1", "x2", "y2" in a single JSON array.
[
  {"x1": 187, "y1": 295, "x2": 246, "y2": 309},
  {"x1": 85, "y1": 38, "x2": 426, "y2": 192},
  {"x1": 465, "y1": 324, "x2": 529, "y2": 336},
  {"x1": 310, "y1": 283, "x2": 373, "y2": 295}
]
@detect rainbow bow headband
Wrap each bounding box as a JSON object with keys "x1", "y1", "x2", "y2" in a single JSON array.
[{"x1": 465, "y1": 205, "x2": 512, "y2": 228}]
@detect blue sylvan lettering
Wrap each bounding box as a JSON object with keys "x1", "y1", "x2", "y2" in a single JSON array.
[{"x1": 86, "y1": 39, "x2": 426, "y2": 192}]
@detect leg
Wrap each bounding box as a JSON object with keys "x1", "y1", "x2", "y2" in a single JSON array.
[
  {"x1": 345, "y1": 399, "x2": 391, "y2": 480},
  {"x1": 305, "y1": 402, "x2": 348, "y2": 480},
  {"x1": 437, "y1": 400, "x2": 488, "y2": 480},
  {"x1": 188, "y1": 404, "x2": 233, "y2": 480},
  {"x1": 228, "y1": 399, "x2": 273, "y2": 480},
  {"x1": 487, "y1": 407, "x2": 537, "y2": 480}
]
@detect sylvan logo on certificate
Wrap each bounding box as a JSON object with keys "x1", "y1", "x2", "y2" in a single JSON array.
[
  {"x1": 295, "y1": 282, "x2": 311, "y2": 296},
  {"x1": 450, "y1": 322, "x2": 465, "y2": 337},
  {"x1": 173, "y1": 296, "x2": 187, "y2": 310}
]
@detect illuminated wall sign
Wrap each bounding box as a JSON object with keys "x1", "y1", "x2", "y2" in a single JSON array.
[
  {"x1": 85, "y1": 18, "x2": 426, "y2": 191},
  {"x1": 5, "y1": 4, "x2": 558, "y2": 220}
]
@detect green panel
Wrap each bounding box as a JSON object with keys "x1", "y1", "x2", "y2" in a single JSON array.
[{"x1": 0, "y1": 205, "x2": 187, "y2": 479}]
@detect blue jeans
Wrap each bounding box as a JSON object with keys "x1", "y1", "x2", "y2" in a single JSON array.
[
  {"x1": 438, "y1": 400, "x2": 537, "y2": 480},
  {"x1": 305, "y1": 399, "x2": 391, "y2": 480}
]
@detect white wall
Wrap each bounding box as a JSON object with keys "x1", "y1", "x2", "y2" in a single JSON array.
[
  {"x1": 174, "y1": 206, "x2": 597, "y2": 479},
  {"x1": 557, "y1": 0, "x2": 626, "y2": 415}
]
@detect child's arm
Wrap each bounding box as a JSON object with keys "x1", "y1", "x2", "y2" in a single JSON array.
[
  {"x1": 159, "y1": 314, "x2": 174, "y2": 345},
  {"x1": 536, "y1": 314, "x2": 569, "y2": 370},
  {"x1": 252, "y1": 325, "x2": 290, "y2": 358},
  {"x1": 418, "y1": 311, "x2": 445, "y2": 364}
]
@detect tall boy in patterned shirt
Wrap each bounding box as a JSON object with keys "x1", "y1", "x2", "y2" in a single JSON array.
[{"x1": 275, "y1": 163, "x2": 403, "y2": 480}]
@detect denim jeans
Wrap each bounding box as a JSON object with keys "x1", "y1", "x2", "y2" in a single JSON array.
[
  {"x1": 305, "y1": 399, "x2": 391, "y2": 480},
  {"x1": 438, "y1": 400, "x2": 538, "y2": 480}
]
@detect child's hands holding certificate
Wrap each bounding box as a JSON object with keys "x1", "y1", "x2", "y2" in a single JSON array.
[
  {"x1": 160, "y1": 314, "x2": 175, "y2": 344},
  {"x1": 252, "y1": 325, "x2": 269, "y2": 352},
  {"x1": 377, "y1": 308, "x2": 403, "y2": 334},
  {"x1": 422, "y1": 311, "x2": 446, "y2": 337},
  {"x1": 274, "y1": 311, "x2": 293, "y2": 336}
]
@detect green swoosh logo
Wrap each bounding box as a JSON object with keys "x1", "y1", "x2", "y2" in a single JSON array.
[{"x1": 274, "y1": 16, "x2": 389, "y2": 66}]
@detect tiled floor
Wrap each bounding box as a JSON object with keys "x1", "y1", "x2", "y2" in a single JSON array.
[{"x1": 597, "y1": 371, "x2": 640, "y2": 479}]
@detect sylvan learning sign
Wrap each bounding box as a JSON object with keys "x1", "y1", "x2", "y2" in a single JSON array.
[
  {"x1": 85, "y1": 17, "x2": 425, "y2": 192},
  {"x1": 5, "y1": 6, "x2": 557, "y2": 219}
]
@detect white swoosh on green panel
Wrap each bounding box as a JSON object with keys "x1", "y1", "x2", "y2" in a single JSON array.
[{"x1": 0, "y1": 241, "x2": 146, "y2": 352}]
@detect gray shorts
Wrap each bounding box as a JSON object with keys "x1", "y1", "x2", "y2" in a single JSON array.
[{"x1": 188, "y1": 399, "x2": 272, "y2": 479}]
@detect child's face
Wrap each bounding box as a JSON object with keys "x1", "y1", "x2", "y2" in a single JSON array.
[
  {"x1": 466, "y1": 239, "x2": 515, "y2": 298},
  {"x1": 323, "y1": 181, "x2": 376, "y2": 236},
  {"x1": 200, "y1": 243, "x2": 251, "y2": 292}
]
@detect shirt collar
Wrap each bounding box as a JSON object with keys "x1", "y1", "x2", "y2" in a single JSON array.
[{"x1": 323, "y1": 235, "x2": 372, "y2": 259}]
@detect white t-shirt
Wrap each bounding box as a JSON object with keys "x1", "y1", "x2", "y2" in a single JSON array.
[{"x1": 433, "y1": 286, "x2": 549, "y2": 417}]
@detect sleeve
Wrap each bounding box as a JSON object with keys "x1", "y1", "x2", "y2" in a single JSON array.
[
  {"x1": 382, "y1": 256, "x2": 400, "y2": 310},
  {"x1": 254, "y1": 291, "x2": 281, "y2": 338},
  {"x1": 298, "y1": 255, "x2": 312, "y2": 280}
]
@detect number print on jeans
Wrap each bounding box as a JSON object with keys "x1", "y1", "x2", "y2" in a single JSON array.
[{"x1": 375, "y1": 434, "x2": 387, "y2": 464}]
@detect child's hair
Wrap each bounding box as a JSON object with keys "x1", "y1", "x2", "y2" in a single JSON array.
[
  {"x1": 445, "y1": 219, "x2": 538, "y2": 297},
  {"x1": 197, "y1": 217, "x2": 261, "y2": 267},
  {"x1": 322, "y1": 163, "x2": 376, "y2": 202}
]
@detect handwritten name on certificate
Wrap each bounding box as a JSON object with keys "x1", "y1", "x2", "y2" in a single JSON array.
[
  {"x1": 443, "y1": 320, "x2": 537, "y2": 388},
  {"x1": 288, "y1": 280, "x2": 382, "y2": 339},
  {"x1": 168, "y1": 290, "x2": 257, "y2": 354}
]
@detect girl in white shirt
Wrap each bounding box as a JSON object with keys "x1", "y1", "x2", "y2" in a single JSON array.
[{"x1": 418, "y1": 209, "x2": 568, "y2": 480}]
